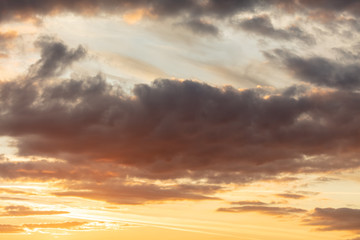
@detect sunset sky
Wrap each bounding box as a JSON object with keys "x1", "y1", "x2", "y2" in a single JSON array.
[{"x1": 1, "y1": 1, "x2": 360, "y2": 240}]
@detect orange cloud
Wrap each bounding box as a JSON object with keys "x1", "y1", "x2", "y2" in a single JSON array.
[
  {"x1": 0, "y1": 224, "x2": 23, "y2": 233},
  {"x1": 0, "y1": 205, "x2": 68, "y2": 216},
  {"x1": 0, "y1": 30, "x2": 18, "y2": 54},
  {"x1": 23, "y1": 222, "x2": 87, "y2": 230},
  {"x1": 275, "y1": 193, "x2": 307, "y2": 199},
  {"x1": 123, "y1": 9, "x2": 147, "y2": 24},
  {"x1": 0, "y1": 222, "x2": 88, "y2": 233},
  {"x1": 0, "y1": 188, "x2": 27, "y2": 195}
]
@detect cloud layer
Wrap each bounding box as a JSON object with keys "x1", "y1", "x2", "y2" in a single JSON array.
[
  {"x1": 305, "y1": 208, "x2": 360, "y2": 233},
  {"x1": 2, "y1": 38, "x2": 360, "y2": 187}
]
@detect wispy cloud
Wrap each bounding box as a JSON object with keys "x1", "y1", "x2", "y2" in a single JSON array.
[
  {"x1": 0, "y1": 205, "x2": 68, "y2": 216},
  {"x1": 218, "y1": 205, "x2": 306, "y2": 216}
]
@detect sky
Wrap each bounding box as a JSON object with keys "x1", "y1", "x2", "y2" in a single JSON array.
[{"x1": 0, "y1": 0, "x2": 360, "y2": 239}]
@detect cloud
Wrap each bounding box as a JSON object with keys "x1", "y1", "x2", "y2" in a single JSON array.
[
  {"x1": 0, "y1": 0, "x2": 357, "y2": 45},
  {"x1": 265, "y1": 49, "x2": 360, "y2": 90},
  {"x1": 0, "y1": 0, "x2": 264, "y2": 23},
  {"x1": 273, "y1": 0, "x2": 360, "y2": 17},
  {"x1": 179, "y1": 19, "x2": 219, "y2": 37},
  {"x1": 0, "y1": 0, "x2": 358, "y2": 41},
  {"x1": 1, "y1": 0, "x2": 359, "y2": 24},
  {"x1": 238, "y1": 15, "x2": 315, "y2": 45},
  {"x1": 5, "y1": 74, "x2": 360, "y2": 181},
  {"x1": 304, "y1": 208, "x2": 360, "y2": 233},
  {"x1": 333, "y1": 45, "x2": 360, "y2": 62},
  {"x1": 3, "y1": 39, "x2": 360, "y2": 185},
  {"x1": 218, "y1": 200, "x2": 307, "y2": 216},
  {"x1": 53, "y1": 181, "x2": 221, "y2": 205},
  {"x1": 0, "y1": 222, "x2": 87, "y2": 234},
  {"x1": 1, "y1": 38, "x2": 360, "y2": 206},
  {"x1": 315, "y1": 177, "x2": 338, "y2": 182},
  {"x1": 217, "y1": 205, "x2": 306, "y2": 216},
  {"x1": 0, "y1": 205, "x2": 68, "y2": 216},
  {"x1": 0, "y1": 188, "x2": 27, "y2": 195},
  {"x1": 0, "y1": 224, "x2": 23, "y2": 233},
  {"x1": 230, "y1": 201, "x2": 268, "y2": 206},
  {"x1": 0, "y1": 31, "x2": 18, "y2": 57},
  {"x1": 23, "y1": 222, "x2": 87, "y2": 230},
  {"x1": 0, "y1": 31, "x2": 17, "y2": 45},
  {"x1": 0, "y1": 197, "x2": 28, "y2": 201},
  {"x1": 275, "y1": 193, "x2": 307, "y2": 199},
  {"x1": 0, "y1": 158, "x2": 223, "y2": 204},
  {"x1": 28, "y1": 36, "x2": 87, "y2": 79}
]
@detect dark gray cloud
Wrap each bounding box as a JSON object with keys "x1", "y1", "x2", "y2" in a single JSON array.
[
  {"x1": 28, "y1": 36, "x2": 86, "y2": 79},
  {"x1": 1, "y1": 0, "x2": 359, "y2": 24},
  {"x1": 200, "y1": 0, "x2": 265, "y2": 17},
  {"x1": 272, "y1": 0, "x2": 360, "y2": 17},
  {"x1": 0, "y1": 0, "x2": 264, "y2": 23},
  {"x1": 1, "y1": 0, "x2": 358, "y2": 44},
  {"x1": 304, "y1": 208, "x2": 360, "y2": 234},
  {"x1": 179, "y1": 19, "x2": 219, "y2": 36},
  {"x1": 285, "y1": 57, "x2": 360, "y2": 90},
  {"x1": 5, "y1": 75, "x2": 360, "y2": 182},
  {"x1": 265, "y1": 49, "x2": 360, "y2": 90},
  {"x1": 239, "y1": 15, "x2": 315, "y2": 45}
]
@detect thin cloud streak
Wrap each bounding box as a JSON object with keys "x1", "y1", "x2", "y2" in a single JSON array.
[{"x1": 0, "y1": 205, "x2": 68, "y2": 216}]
